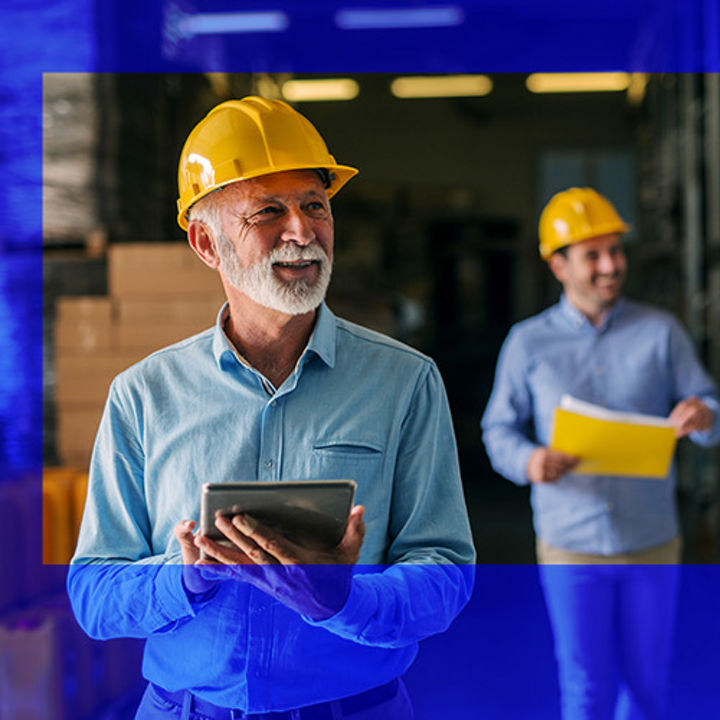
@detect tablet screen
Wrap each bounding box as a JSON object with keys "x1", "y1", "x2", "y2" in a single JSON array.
[{"x1": 200, "y1": 479, "x2": 356, "y2": 551}]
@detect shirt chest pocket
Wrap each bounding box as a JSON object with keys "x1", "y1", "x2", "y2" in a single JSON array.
[{"x1": 310, "y1": 439, "x2": 384, "y2": 494}]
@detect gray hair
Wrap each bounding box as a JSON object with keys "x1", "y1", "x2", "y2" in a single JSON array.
[
  {"x1": 187, "y1": 189, "x2": 226, "y2": 239},
  {"x1": 187, "y1": 189, "x2": 241, "y2": 282}
]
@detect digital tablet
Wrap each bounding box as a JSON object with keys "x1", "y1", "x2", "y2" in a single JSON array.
[{"x1": 199, "y1": 479, "x2": 357, "y2": 552}]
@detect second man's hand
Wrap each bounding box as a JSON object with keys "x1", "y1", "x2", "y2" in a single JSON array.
[
  {"x1": 669, "y1": 396, "x2": 714, "y2": 438},
  {"x1": 195, "y1": 505, "x2": 366, "y2": 621},
  {"x1": 527, "y1": 447, "x2": 580, "y2": 484}
]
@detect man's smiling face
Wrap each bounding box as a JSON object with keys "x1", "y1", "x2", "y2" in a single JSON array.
[
  {"x1": 212, "y1": 169, "x2": 334, "y2": 316},
  {"x1": 549, "y1": 233, "x2": 627, "y2": 320}
]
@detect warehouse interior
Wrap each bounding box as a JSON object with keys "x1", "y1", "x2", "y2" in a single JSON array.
[
  {"x1": 42, "y1": 72, "x2": 720, "y2": 560},
  {"x1": 4, "y1": 67, "x2": 720, "y2": 718}
]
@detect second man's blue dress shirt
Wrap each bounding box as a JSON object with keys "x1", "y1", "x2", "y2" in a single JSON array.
[{"x1": 482, "y1": 295, "x2": 720, "y2": 555}]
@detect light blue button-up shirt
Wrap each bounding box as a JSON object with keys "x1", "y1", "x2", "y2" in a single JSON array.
[
  {"x1": 482, "y1": 295, "x2": 720, "y2": 555},
  {"x1": 67, "y1": 303, "x2": 475, "y2": 712}
]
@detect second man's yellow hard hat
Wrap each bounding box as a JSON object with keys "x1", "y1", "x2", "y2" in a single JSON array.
[
  {"x1": 538, "y1": 187, "x2": 629, "y2": 260},
  {"x1": 176, "y1": 96, "x2": 359, "y2": 230}
]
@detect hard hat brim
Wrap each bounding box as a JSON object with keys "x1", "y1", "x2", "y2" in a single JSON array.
[{"x1": 539, "y1": 221, "x2": 630, "y2": 260}]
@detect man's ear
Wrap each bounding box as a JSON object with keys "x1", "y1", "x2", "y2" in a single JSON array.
[
  {"x1": 187, "y1": 220, "x2": 220, "y2": 270},
  {"x1": 547, "y1": 252, "x2": 567, "y2": 284}
]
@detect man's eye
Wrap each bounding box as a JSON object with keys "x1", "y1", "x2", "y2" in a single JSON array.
[
  {"x1": 248, "y1": 206, "x2": 283, "y2": 223},
  {"x1": 305, "y1": 201, "x2": 327, "y2": 213}
]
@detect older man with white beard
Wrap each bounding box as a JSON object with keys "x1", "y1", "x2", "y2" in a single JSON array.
[{"x1": 67, "y1": 97, "x2": 475, "y2": 720}]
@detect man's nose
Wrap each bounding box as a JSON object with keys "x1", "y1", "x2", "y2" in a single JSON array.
[
  {"x1": 597, "y1": 252, "x2": 618, "y2": 274},
  {"x1": 280, "y1": 206, "x2": 315, "y2": 246}
]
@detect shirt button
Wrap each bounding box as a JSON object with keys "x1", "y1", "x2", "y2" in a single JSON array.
[
  {"x1": 606, "y1": 502, "x2": 614, "y2": 511},
  {"x1": 595, "y1": 366, "x2": 605, "y2": 375},
  {"x1": 265, "y1": 459, "x2": 274, "y2": 469},
  {"x1": 271, "y1": 400, "x2": 277, "y2": 407}
]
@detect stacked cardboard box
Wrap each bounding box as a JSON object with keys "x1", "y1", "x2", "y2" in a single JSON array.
[
  {"x1": 42, "y1": 468, "x2": 89, "y2": 564},
  {"x1": 54, "y1": 243, "x2": 225, "y2": 467}
]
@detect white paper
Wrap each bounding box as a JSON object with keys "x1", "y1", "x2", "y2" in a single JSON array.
[{"x1": 559, "y1": 395, "x2": 673, "y2": 428}]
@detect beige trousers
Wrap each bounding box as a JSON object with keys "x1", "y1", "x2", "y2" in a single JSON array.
[{"x1": 536, "y1": 535, "x2": 682, "y2": 565}]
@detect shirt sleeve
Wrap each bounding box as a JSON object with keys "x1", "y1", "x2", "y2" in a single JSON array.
[
  {"x1": 66, "y1": 376, "x2": 202, "y2": 641},
  {"x1": 305, "y1": 362, "x2": 476, "y2": 647},
  {"x1": 481, "y1": 328, "x2": 539, "y2": 485},
  {"x1": 667, "y1": 317, "x2": 720, "y2": 447}
]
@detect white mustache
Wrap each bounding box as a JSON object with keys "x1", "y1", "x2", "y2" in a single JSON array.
[{"x1": 269, "y1": 243, "x2": 327, "y2": 263}]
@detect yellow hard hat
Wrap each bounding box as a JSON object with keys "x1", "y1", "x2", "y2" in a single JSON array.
[
  {"x1": 538, "y1": 187, "x2": 629, "y2": 260},
  {"x1": 176, "y1": 97, "x2": 359, "y2": 230}
]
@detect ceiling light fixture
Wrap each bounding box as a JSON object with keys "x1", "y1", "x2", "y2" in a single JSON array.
[
  {"x1": 175, "y1": 11, "x2": 289, "y2": 36},
  {"x1": 335, "y1": 6, "x2": 463, "y2": 30},
  {"x1": 281, "y1": 78, "x2": 360, "y2": 102},
  {"x1": 391, "y1": 75, "x2": 492, "y2": 99},
  {"x1": 525, "y1": 73, "x2": 632, "y2": 93}
]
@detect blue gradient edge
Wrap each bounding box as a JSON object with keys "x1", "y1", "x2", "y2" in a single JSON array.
[{"x1": 1, "y1": 0, "x2": 720, "y2": 716}]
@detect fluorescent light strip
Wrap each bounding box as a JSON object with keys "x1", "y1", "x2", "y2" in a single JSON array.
[
  {"x1": 176, "y1": 12, "x2": 289, "y2": 36},
  {"x1": 526, "y1": 73, "x2": 631, "y2": 93},
  {"x1": 391, "y1": 75, "x2": 492, "y2": 99},
  {"x1": 336, "y1": 6, "x2": 463, "y2": 29},
  {"x1": 282, "y1": 79, "x2": 360, "y2": 102}
]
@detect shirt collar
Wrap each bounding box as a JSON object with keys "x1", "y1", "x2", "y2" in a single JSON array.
[
  {"x1": 558, "y1": 293, "x2": 625, "y2": 332},
  {"x1": 304, "y1": 302, "x2": 336, "y2": 369},
  {"x1": 212, "y1": 303, "x2": 237, "y2": 368},
  {"x1": 211, "y1": 301, "x2": 337, "y2": 370}
]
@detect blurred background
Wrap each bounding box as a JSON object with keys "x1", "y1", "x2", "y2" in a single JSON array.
[
  {"x1": 41, "y1": 71, "x2": 720, "y2": 562},
  {"x1": 2, "y1": 1, "x2": 720, "y2": 718}
]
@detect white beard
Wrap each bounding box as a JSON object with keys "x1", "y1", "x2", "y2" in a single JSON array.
[{"x1": 216, "y1": 233, "x2": 332, "y2": 315}]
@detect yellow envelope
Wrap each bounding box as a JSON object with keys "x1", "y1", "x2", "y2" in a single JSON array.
[{"x1": 549, "y1": 406, "x2": 677, "y2": 478}]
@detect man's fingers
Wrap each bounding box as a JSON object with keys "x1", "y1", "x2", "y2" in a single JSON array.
[
  {"x1": 669, "y1": 398, "x2": 712, "y2": 437},
  {"x1": 174, "y1": 520, "x2": 200, "y2": 563},
  {"x1": 197, "y1": 533, "x2": 268, "y2": 566},
  {"x1": 544, "y1": 451, "x2": 579, "y2": 479},
  {"x1": 673, "y1": 418, "x2": 692, "y2": 438},
  {"x1": 229, "y1": 514, "x2": 289, "y2": 563},
  {"x1": 214, "y1": 514, "x2": 282, "y2": 565},
  {"x1": 347, "y1": 505, "x2": 365, "y2": 537},
  {"x1": 174, "y1": 520, "x2": 220, "y2": 593},
  {"x1": 669, "y1": 402, "x2": 693, "y2": 424},
  {"x1": 338, "y1": 506, "x2": 365, "y2": 560},
  {"x1": 668, "y1": 403, "x2": 686, "y2": 424},
  {"x1": 205, "y1": 508, "x2": 365, "y2": 569},
  {"x1": 675, "y1": 411, "x2": 711, "y2": 437},
  {"x1": 526, "y1": 447, "x2": 548, "y2": 483},
  {"x1": 174, "y1": 519, "x2": 196, "y2": 544},
  {"x1": 547, "y1": 451, "x2": 579, "y2": 465},
  {"x1": 550, "y1": 459, "x2": 579, "y2": 474},
  {"x1": 669, "y1": 396, "x2": 698, "y2": 418}
]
